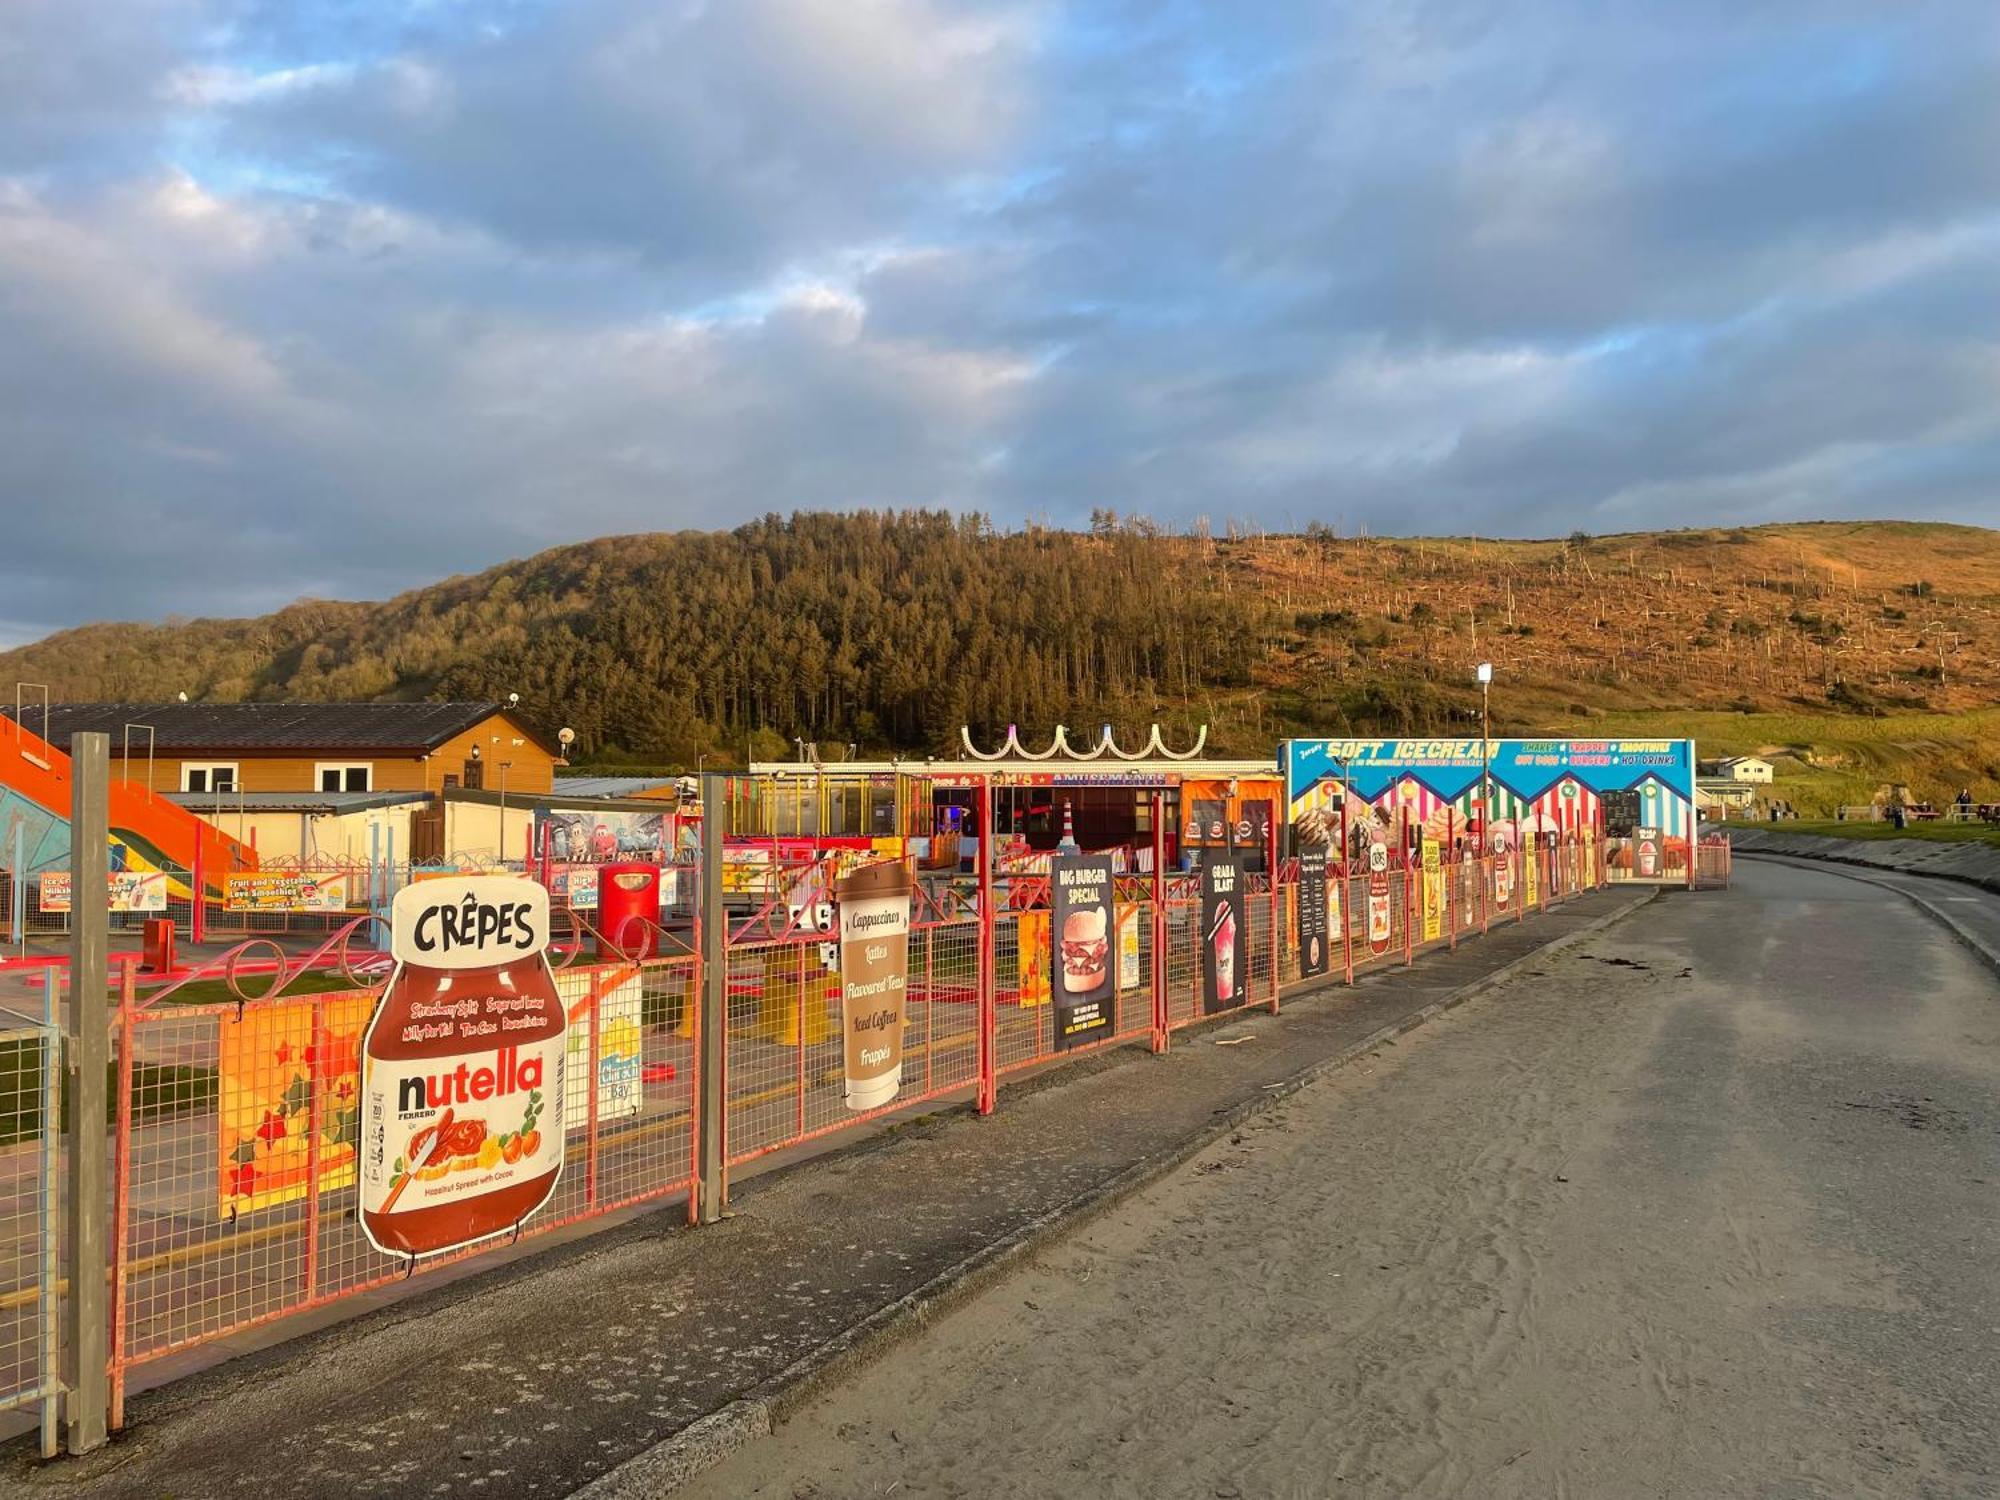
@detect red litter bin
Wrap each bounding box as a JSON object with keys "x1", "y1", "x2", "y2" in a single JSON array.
[
  {"x1": 595, "y1": 863, "x2": 662, "y2": 959},
  {"x1": 140, "y1": 917, "x2": 176, "y2": 975}
]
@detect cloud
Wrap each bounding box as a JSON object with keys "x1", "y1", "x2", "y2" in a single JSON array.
[{"x1": 4, "y1": 0, "x2": 2000, "y2": 641}]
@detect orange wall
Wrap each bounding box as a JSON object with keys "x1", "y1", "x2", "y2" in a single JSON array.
[{"x1": 107, "y1": 713, "x2": 557, "y2": 796}]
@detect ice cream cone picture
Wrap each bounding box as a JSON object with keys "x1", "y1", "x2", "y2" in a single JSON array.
[{"x1": 1367, "y1": 839, "x2": 1393, "y2": 955}]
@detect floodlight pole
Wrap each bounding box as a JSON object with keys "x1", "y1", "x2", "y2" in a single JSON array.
[{"x1": 1477, "y1": 663, "x2": 1494, "y2": 856}]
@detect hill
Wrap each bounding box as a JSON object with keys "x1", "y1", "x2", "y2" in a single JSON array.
[{"x1": 7, "y1": 514, "x2": 2000, "y2": 805}]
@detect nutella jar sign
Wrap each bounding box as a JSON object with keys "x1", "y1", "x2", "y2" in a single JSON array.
[
  {"x1": 359, "y1": 877, "x2": 566, "y2": 1259},
  {"x1": 1051, "y1": 854, "x2": 1116, "y2": 1050},
  {"x1": 837, "y1": 861, "x2": 911, "y2": 1112},
  {"x1": 1200, "y1": 859, "x2": 1245, "y2": 1015}
]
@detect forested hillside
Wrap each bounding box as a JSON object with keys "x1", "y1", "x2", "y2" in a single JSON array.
[{"x1": 7, "y1": 513, "x2": 2000, "y2": 767}]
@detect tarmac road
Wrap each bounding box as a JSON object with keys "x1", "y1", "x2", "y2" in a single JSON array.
[{"x1": 679, "y1": 857, "x2": 2000, "y2": 1499}]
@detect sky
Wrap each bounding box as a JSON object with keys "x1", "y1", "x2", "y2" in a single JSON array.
[{"x1": 4, "y1": 0, "x2": 1999, "y2": 646}]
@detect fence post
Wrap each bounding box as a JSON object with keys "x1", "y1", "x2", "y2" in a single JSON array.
[
  {"x1": 695, "y1": 773, "x2": 727, "y2": 1222},
  {"x1": 36, "y1": 964, "x2": 60, "y2": 1456},
  {"x1": 977, "y1": 778, "x2": 999, "y2": 1107},
  {"x1": 1149, "y1": 793, "x2": 1168, "y2": 1051},
  {"x1": 10, "y1": 821, "x2": 23, "y2": 952},
  {"x1": 1341, "y1": 863, "x2": 1355, "y2": 986},
  {"x1": 1266, "y1": 815, "x2": 1281, "y2": 1013},
  {"x1": 63, "y1": 733, "x2": 110, "y2": 1455},
  {"x1": 190, "y1": 833, "x2": 205, "y2": 946}
]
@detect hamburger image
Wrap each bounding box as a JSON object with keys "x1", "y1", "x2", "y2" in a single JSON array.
[{"x1": 1060, "y1": 906, "x2": 1109, "y2": 993}]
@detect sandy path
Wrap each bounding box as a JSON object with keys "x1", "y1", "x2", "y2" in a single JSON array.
[{"x1": 677, "y1": 859, "x2": 2000, "y2": 1499}]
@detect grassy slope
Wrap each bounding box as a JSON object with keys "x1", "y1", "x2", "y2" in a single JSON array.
[{"x1": 1548, "y1": 707, "x2": 2000, "y2": 817}]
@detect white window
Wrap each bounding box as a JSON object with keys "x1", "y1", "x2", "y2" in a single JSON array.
[
  {"x1": 316, "y1": 763, "x2": 373, "y2": 793},
  {"x1": 181, "y1": 763, "x2": 238, "y2": 794}
]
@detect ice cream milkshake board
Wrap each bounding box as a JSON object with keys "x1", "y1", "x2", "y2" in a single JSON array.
[
  {"x1": 1366, "y1": 841, "x2": 1393, "y2": 955},
  {"x1": 1200, "y1": 858, "x2": 1245, "y2": 1015}
]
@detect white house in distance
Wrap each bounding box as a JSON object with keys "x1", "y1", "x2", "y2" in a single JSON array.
[{"x1": 1711, "y1": 755, "x2": 1774, "y2": 784}]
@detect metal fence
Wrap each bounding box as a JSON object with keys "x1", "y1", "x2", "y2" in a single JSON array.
[
  {"x1": 35, "y1": 821, "x2": 1624, "y2": 1441},
  {"x1": 0, "y1": 980, "x2": 62, "y2": 1455},
  {"x1": 105, "y1": 952, "x2": 699, "y2": 1423}
]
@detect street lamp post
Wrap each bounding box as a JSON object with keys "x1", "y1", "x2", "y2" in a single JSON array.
[{"x1": 1476, "y1": 662, "x2": 1494, "y2": 854}]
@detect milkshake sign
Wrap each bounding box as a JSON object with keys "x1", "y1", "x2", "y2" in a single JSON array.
[{"x1": 1200, "y1": 859, "x2": 1246, "y2": 1015}]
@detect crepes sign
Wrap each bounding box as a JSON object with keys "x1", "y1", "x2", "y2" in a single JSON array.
[{"x1": 1051, "y1": 854, "x2": 1115, "y2": 1050}]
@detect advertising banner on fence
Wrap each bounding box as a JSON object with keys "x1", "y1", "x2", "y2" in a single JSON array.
[
  {"x1": 1118, "y1": 904, "x2": 1142, "y2": 992},
  {"x1": 219, "y1": 992, "x2": 373, "y2": 1219},
  {"x1": 1421, "y1": 840, "x2": 1442, "y2": 943},
  {"x1": 360, "y1": 877, "x2": 567, "y2": 1258},
  {"x1": 1051, "y1": 855, "x2": 1115, "y2": 1050},
  {"x1": 223, "y1": 871, "x2": 352, "y2": 913},
  {"x1": 1200, "y1": 858, "x2": 1244, "y2": 1014},
  {"x1": 1635, "y1": 826, "x2": 1661, "y2": 879},
  {"x1": 1017, "y1": 910, "x2": 1051, "y2": 1007},
  {"x1": 37, "y1": 869, "x2": 167, "y2": 913},
  {"x1": 536, "y1": 807, "x2": 669, "y2": 864},
  {"x1": 550, "y1": 865, "x2": 599, "y2": 911},
  {"x1": 565, "y1": 969, "x2": 642, "y2": 1125},
  {"x1": 1367, "y1": 843, "x2": 1393, "y2": 955},
  {"x1": 837, "y1": 860, "x2": 911, "y2": 1111},
  {"x1": 1298, "y1": 849, "x2": 1329, "y2": 978}
]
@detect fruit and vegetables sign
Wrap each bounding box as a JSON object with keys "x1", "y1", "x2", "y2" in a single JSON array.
[
  {"x1": 359, "y1": 877, "x2": 566, "y2": 1258},
  {"x1": 223, "y1": 871, "x2": 351, "y2": 913},
  {"x1": 218, "y1": 993, "x2": 371, "y2": 1218},
  {"x1": 1051, "y1": 855, "x2": 1115, "y2": 1050}
]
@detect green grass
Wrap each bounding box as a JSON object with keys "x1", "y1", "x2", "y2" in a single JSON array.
[
  {"x1": 0, "y1": 1037, "x2": 217, "y2": 1145},
  {"x1": 1761, "y1": 819, "x2": 2000, "y2": 844},
  {"x1": 1546, "y1": 707, "x2": 2000, "y2": 818}
]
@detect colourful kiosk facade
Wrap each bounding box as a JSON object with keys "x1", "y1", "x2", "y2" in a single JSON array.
[{"x1": 1283, "y1": 737, "x2": 1699, "y2": 883}]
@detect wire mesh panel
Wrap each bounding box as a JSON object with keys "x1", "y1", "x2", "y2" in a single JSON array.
[
  {"x1": 110, "y1": 956, "x2": 699, "y2": 1406},
  {"x1": 721, "y1": 914, "x2": 985, "y2": 1167},
  {"x1": 0, "y1": 1006, "x2": 61, "y2": 1448}
]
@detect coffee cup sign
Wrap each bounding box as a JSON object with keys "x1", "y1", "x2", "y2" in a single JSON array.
[
  {"x1": 837, "y1": 861, "x2": 911, "y2": 1111},
  {"x1": 1051, "y1": 855, "x2": 1116, "y2": 1050},
  {"x1": 360, "y1": 877, "x2": 566, "y2": 1259}
]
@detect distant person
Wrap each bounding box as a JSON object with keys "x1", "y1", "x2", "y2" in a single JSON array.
[
  {"x1": 1891, "y1": 804, "x2": 1908, "y2": 831},
  {"x1": 1958, "y1": 787, "x2": 1974, "y2": 813}
]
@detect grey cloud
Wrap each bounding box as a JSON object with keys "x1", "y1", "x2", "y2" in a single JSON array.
[{"x1": 5, "y1": 0, "x2": 2000, "y2": 640}]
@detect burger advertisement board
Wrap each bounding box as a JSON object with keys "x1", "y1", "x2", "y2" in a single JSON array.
[
  {"x1": 1297, "y1": 849, "x2": 1329, "y2": 978},
  {"x1": 1050, "y1": 854, "x2": 1116, "y2": 1050},
  {"x1": 1200, "y1": 858, "x2": 1245, "y2": 1015}
]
